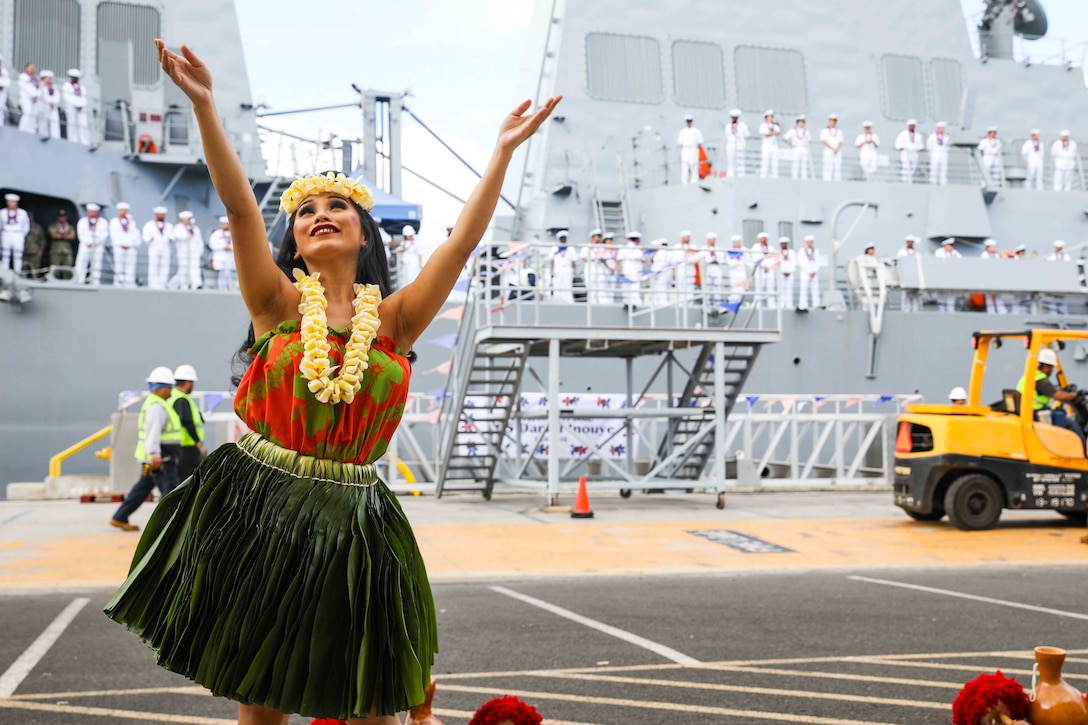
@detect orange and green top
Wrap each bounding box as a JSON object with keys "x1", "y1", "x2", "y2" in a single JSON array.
[{"x1": 235, "y1": 320, "x2": 411, "y2": 464}]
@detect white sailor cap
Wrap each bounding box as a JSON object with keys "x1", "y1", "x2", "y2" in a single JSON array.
[
  {"x1": 729, "y1": 109, "x2": 741, "y2": 117},
  {"x1": 589, "y1": 228, "x2": 602, "y2": 237},
  {"x1": 654, "y1": 237, "x2": 669, "y2": 247},
  {"x1": 864, "y1": 242, "x2": 876, "y2": 250},
  {"x1": 116, "y1": 202, "x2": 130, "y2": 211},
  {"x1": 67, "y1": 68, "x2": 81, "y2": 78},
  {"x1": 679, "y1": 230, "x2": 691, "y2": 237},
  {"x1": 1054, "y1": 240, "x2": 1066, "y2": 248},
  {"x1": 936, "y1": 121, "x2": 948, "y2": 128},
  {"x1": 803, "y1": 235, "x2": 815, "y2": 242},
  {"x1": 862, "y1": 120, "x2": 872, "y2": 127},
  {"x1": 763, "y1": 109, "x2": 775, "y2": 117},
  {"x1": 625, "y1": 230, "x2": 641, "y2": 239},
  {"x1": 778, "y1": 236, "x2": 790, "y2": 244},
  {"x1": 178, "y1": 210, "x2": 193, "y2": 219},
  {"x1": 730, "y1": 234, "x2": 743, "y2": 242},
  {"x1": 1030, "y1": 129, "x2": 1041, "y2": 135},
  {"x1": 1015, "y1": 243, "x2": 1027, "y2": 252},
  {"x1": 942, "y1": 238, "x2": 955, "y2": 245},
  {"x1": 987, "y1": 125, "x2": 998, "y2": 133},
  {"x1": 984, "y1": 238, "x2": 997, "y2": 247},
  {"x1": 796, "y1": 114, "x2": 806, "y2": 121},
  {"x1": 85, "y1": 203, "x2": 100, "y2": 212},
  {"x1": 905, "y1": 234, "x2": 916, "y2": 242},
  {"x1": 828, "y1": 113, "x2": 839, "y2": 120},
  {"x1": 219, "y1": 216, "x2": 229, "y2": 224},
  {"x1": 556, "y1": 229, "x2": 569, "y2": 238},
  {"x1": 602, "y1": 231, "x2": 614, "y2": 239},
  {"x1": 757, "y1": 231, "x2": 770, "y2": 239},
  {"x1": 907, "y1": 119, "x2": 917, "y2": 125},
  {"x1": 1061, "y1": 129, "x2": 1071, "y2": 137},
  {"x1": 684, "y1": 114, "x2": 693, "y2": 122},
  {"x1": 40, "y1": 69, "x2": 54, "y2": 79},
  {"x1": 152, "y1": 205, "x2": 168, "y2": 215},
  {"x1": 402, "y1": 225, "x2": 416, "y2": 236},
  {"x1": 706, "y1": 232, "x2": 718, "y2": 240},
  {"x1": 4, "y1": 193, "x2": 19, "y2": 202}
]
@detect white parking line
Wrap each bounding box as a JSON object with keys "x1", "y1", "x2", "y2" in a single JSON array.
[
  {"x1": 0, "y1": 597, "x2": 90, "y2": 697},
  {"x1": 849, "y1": 576, "x2": 1088, "y2": 620},
  {"x1": 490, "y1": 586, "x2": 699, "y2": 665}
]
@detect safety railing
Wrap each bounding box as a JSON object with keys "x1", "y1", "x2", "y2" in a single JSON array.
[{"x1": 48, "y1": 425, "x2": 113, "y2": 478}]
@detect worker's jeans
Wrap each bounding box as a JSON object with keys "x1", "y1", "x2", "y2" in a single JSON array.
[
  {"x1": 1051, "y1": 409, "x2": 1085, "y2": 444},
  {"x1": 112, "y1": 460, "x2": 180, "y2": 523}
]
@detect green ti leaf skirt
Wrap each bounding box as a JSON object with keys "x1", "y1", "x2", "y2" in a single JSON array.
[{"x1": 104, "y1": 432, "x2": 437, "y2": 718}]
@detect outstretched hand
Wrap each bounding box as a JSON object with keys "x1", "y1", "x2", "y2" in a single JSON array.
[
  {"x1": 155, "y1": 39, "x2": 213, "y2": 106},
  {"x1": 497, "y1": 96, "x2": 562, "y2": 153}
]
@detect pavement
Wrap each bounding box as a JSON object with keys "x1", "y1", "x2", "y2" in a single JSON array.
[{"x1": 1, "y1": 489, "x2": 1087, "y2": 723}]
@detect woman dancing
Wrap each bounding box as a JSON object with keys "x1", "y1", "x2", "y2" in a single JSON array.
[{"x1": 105, "y1": 39, "x2": 559, "y2": 725}]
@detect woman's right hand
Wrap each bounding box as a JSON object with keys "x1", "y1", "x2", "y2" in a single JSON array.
[{"x1": 155, "y1": 39, "x2": 212, "y2": 106}]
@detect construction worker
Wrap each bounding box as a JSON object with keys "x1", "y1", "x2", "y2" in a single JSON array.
[
  {"x1": 1, "y1": 193, "x2": 29, "y2": 274},
  {"x1": 143, "y1": 205, "x2": 175, "y2": 289},
  {"x1": 703, "y1": 232, "x2": 724, "y2": 305},
  {"x1": 927, "y1": 122, "x2": 951, "y2": 185},
  {"x1": 759, "y1": 110, "x2": 781, "y2": 178},
  {"x1": 75, "y1": 203, "x2": 109, "y2": 284},
  {"x1": 1051, "y1": 131, "x2": 1078, "y2": 192},
  {"x1": 550, "y1": 229, "x2": 576, "y2": 302},
  {"x1": 934, "y1": 238, "x2": 961, "y2": 312},
  {"x1": 1046, "y1": 240, "x2": 1072, "y2": 315},
  {"x1": 896, "y1": 235, "x2": 920, "y2": 312},
  {"x1": 977, "y1": 126, "x2": 1002, "y2": 186},
  {"x1": 616, "y1": 231, "x2": 644, "y2": 310},
  {"x1": 677, "y1": 115, "x2": 703, "y2": 184},
  {"x1": 170, "y1": 365, "x2": 205, "y2": 483},
  {"x1": 109, "y1": 367, "x2": 183, "y2": 531},
  {"x1": 1017, "y1": 348, "x2": 1083, "y2": 440},
  {"x1": 725, "y1": 109, "x2": 749, "y2": 177},
  {"x1": 797, "y1": 235, "x2": 821, "y2": 312},
  {"x1": 894, "y1": 120, "x2": 924, "y2": 183},
  {"x1": 1021, "y1": 129, "x2": 1045, "y2": 191},
  {"x1": 173, "y1": 210, "x2": 203, "y2": 289},
  {"x1": 820, "y1": 114, "x2": 844, "y2": 181},
  {"x1": 855, "y1": 121, "x2": 880, "y2": 181},
  {"x1": 110, "y1": 202, "x2": 140, "y2": 287},
  {"x1": 61, "y1": 69, "x2": 90, "y2": 145},
  {"x1": 778, "y1": 236, "x2": 796, "y2": 309},
  {"x1": 979, "y1": 239, "x2": 1007, "y2": 314},
  {"x1": 784, "y1": 115, "x2": 812, "y2": 180},
  {"x1": 948, "y1": 387, "x2": 968, "y2": 405},
  {"x1": 750, "y1": 232, "x2": 776, "y2": 308}
]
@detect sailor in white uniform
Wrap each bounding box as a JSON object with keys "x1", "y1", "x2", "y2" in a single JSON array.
[
  {"x1": 894, "y1": 120, "x2": 924, "y2": 184},
  {"x1": 61, "y1": 69, "x2": 90, "y2": 145},
  {"x1": 674, "y1": 231, "x2": 697, "y2": 305},
  {"x1": 0, "y1": 56, "x2": 10, "y2": 126},
  {"x1": 582, "y1": 228, "x2": 612, "y2": 304},
  {"x1": 978, "y1": 239, "x2": 1007, "y2": 314},
  {"x1": 616, "y1": 231, "x2": 645, "y2": 309},
  {"x1": 17, "y1": 63, "x2": 40, "y2": 134},
  {"x1": 398, "y1": 225, "x2": 423, "y2": 288},
  {"x1": 142, "y1": 206, "x2": 175, "y2": 289},
  {"x1": 896, "y1": 235, "x2": 920, "y2": 312},
  {"x1": 549, "y1": 229, "x2": 576, "y2": 302},
  {"x1": 1019, "y1": 129, "x2": 1045, "y2": 191},
  {"x1": 783, "y1": 116, "x2": 812, "y2": 180},
  {"x1": 778, "y1": 236, "x2": 796, "y2": 309},
  {"x1": 1, "y1": 194, "x2": 30, "y2": 274},
  {"x1": 677, "y1": 115, "x2": 704, "y2": 185},
  {"x1": 650, "y1": 238, "x2": 673, "y2": 306},
  {"x1": 926, "y1": 121, "x2": 951, "y2": 185},
  {"x1": 1011, "y1": 244, "x2": 1031, "y2": 313},
  {"x1": 173, "y1": 211, "x2": 203, "y2": 289},
  {"x1": 1047, "y1": 240, "x2": 1072, "y2": 315},
  {"x1": 726, "y1": 235, "x2": 749, "y2": 306},
  {"x1": 725, "y1": 109, "x2": 749, "y2": 177},
  {"x1": 110, "y1": 203, "x2": 140, "y2": 287},
  {"x1": 977, "y1": 126, "x2": 1003, "y2": 186},
  {"x1": 820, "y1": 114, "x2": 844, "y2": 181},
  {"x1": 759, "y1": 110, "x2": 781, "y2": 178},
  {"x1": 208, "y1": 216, "x2": 236, "y2": 291},
  {"x1": 855, "y1": 121, "x2": 880, "y2": 181},
  {"x1": 797, "y1": 235, "x2": 821, "y2": 311},
  {"x1": 38, "y1": 71, "x2": 61, "y2": 139},
  {"x1": 1051, "y1": 130, "x2": 1078, "y2": 192},
  {"x1": 933, "y1": 238, "x2": 961, "y2": 312},
  {"x1": 703, "y1": 232, "x2": 724, "y2": 305},
  {"x1": 750, "y1": 232, "x2": 777, "y2": 308},
  {"x1": 74, "y1": 203, "x2": 109, "y2": 284}
]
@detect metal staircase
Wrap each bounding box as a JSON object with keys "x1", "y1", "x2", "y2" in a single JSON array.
[
  {"x1": 656, "y1": 342, "x2": 762, "y2": 480},
  {"x1": 595, "y1": 197, "x2": 628, "y2": 236},
  {"x1": 258, "y1": 177, "x2": 292, "y2": 240}
]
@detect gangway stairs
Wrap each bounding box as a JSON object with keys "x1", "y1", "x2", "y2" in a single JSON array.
[
  {"x1": 594, "y1": 197, "x2": 628, "y2": 236},
  {"x1": 258, "y1": 177, "x2": 292, "y2": 240},
  {"x1": 656, "y1": 343, "x2": 761, "y2": 480}
]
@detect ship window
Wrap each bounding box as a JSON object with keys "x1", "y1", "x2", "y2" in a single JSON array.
[
  {"x1": 742, "y1": 219, "x2": 765, "y2": 247},
  {"x1": 734, "y1": 46, "x2": 808, "y2": 115},
  {"x1": 929, "y1": 58, "x2": 963, "y2": 123},
  {"x1": 13, "y1": 0, "x2": 81, "y2": 81},
  {"x1": 97, "y1": 2, "x2": 162, "y2": 86},
  {"x1": 672, "y1": 40, "x2": 726, "y2": 109},
  {"x1": 585, "y1": 33, "x2": 663, "y2": 104},
  {"x1": 880, "y1": 54, "x2": 928, "y2": 122},
  {"x1": 778, "y1": 222, "x2": 794, "y2": 242}
]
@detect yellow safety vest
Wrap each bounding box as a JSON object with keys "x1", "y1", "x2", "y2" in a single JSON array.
[
  {"x1": 1015, "y1": 370, "x2": 1051, "y2": 411},
  {"x1": 168, "y1": 389, "x2": 204, "y2": 447},
  {"x1": 134, "y1": 393, "x2": 183, "y2": 460}
]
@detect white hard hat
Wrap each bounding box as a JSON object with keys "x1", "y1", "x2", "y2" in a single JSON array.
[
  {"x1": 153, "y1": 205, "x2": 168, "y2": 215},
  {"x1": 1054, "y1": 240, "x2": 1065, "y2": 248},
  {"x1": 907, "y1": 119, "x2": 917, "y2": 125},
  {"x1": 146, "y1": 366, "x2": 176, "y2": 385},
  {"x1": 173, "y1": 364, "x2": 198, "y2": 382},
  {"x1": 4, "y1": 193, "x2": 19, "y2": 202},
  {"x1": 402, "y1": 225, "x2": 416, "y2": 236},
  {"x1": 218, "y1": 216, "x2": 229, "y2": 224},
  {"x1": 178, "y1": 210, "x2": 193, "y2": 219},
  {"x1": 117, "y1": 202, "x2": 130, "y2": 211},
  {"x1": 706, "y1": 231, "x2": 718, "y2": 240},
  {"x1": 1039, "y1": 348, "x2": 1058, "y2": 366},
  {"x1": 40, "y1": 70, "x2": 54, "y2": 79},
  {"x1": 85, "y1": 203, "x2": 100, "y2": 212},
  {"x1": 984, "y1": 238, "x2": 996, "y2": 247},
  {"x1": 729, "y1": 109, "x2": 741, "y2": 117},
  {"x1": 67, "y1": 68, "x2": 81, "y2": 78},
  {"x1": 589, "y1": 228, "x2": 602, "y2": 237},
  {"x1": 948, "y1": 387, "x2": 967, "y2": 401},
  {"x1": 1061, "y1": 129, "x2": 1071, "y2": 137}
]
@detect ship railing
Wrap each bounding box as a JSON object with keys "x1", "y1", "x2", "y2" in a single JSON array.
[{"x1": 258, "y1": 124, "x2": 354, "y2": 178}]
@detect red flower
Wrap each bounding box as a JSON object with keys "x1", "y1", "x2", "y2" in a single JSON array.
[
  {"x1": 951, "y1": 671, "x2": 1030, "y2": 725},
  {"x1": 468, "y1": 695, "x2": 543, "y2": 725},
  {"x1": 309, "y1": 719, "x2": 345, "y2": 725}
]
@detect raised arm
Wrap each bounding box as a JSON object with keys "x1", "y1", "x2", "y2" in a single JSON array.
[
  {"x1": 155, "y1": 40, "x2": 290, "y2": 324},
  {"x1": 386, "y1": 96, "x2": 561, "y2": 348}
]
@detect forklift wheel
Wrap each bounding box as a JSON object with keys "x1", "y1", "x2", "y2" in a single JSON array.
[
  {"x1": 945, "y1": 474, "x2": 1003, "y2": 531},
  {"x1": 619, "y1": 489, "x2": 632, "y2": 498}
]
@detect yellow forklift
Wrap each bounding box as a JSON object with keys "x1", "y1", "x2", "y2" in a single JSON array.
[{"x1": 894, "y1": 329, "x2": 1088, "y2": 530}]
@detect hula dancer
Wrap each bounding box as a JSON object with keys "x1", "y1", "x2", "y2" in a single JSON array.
[{"x1": 105, "y1": 39, "x2": 560, "y2": 724}]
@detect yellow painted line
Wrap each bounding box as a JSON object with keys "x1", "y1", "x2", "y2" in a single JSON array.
[
  {"x1": 438, "y1": 683, "x2": 904, "y2": 725},
  {"x1": 0, "y1": 699, "x2": 234, "y2": 724},
  {"x1": 530, "y1": 671, "x2": 948, "y2": 710}
]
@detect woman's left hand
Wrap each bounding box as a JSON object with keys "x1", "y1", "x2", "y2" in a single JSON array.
[{"x1": 497, "y1": 96, "x2": 562, "y2": 153}]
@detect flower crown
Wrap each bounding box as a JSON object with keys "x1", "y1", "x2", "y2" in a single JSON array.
[{"x1": 279, "y1": 172, "x2": 375, "y2": 216}]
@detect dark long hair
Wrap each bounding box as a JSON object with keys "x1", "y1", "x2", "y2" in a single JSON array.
[{"x1": 230, "y1": 192, "x2": 394, "y2": 387}]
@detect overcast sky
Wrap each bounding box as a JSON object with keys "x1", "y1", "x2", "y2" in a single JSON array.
[{"x1": 234, "y1": 0, "x2": 1088, "y2": 252}]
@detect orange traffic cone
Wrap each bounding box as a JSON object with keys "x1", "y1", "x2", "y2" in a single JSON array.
[{"x1": 572, "y1": 476, "x2": 594, "y2": 519}]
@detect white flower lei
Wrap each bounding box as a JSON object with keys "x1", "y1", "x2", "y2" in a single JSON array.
[{"x1": 292, "y1": 269, "x2": 382, "y2": 405}]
